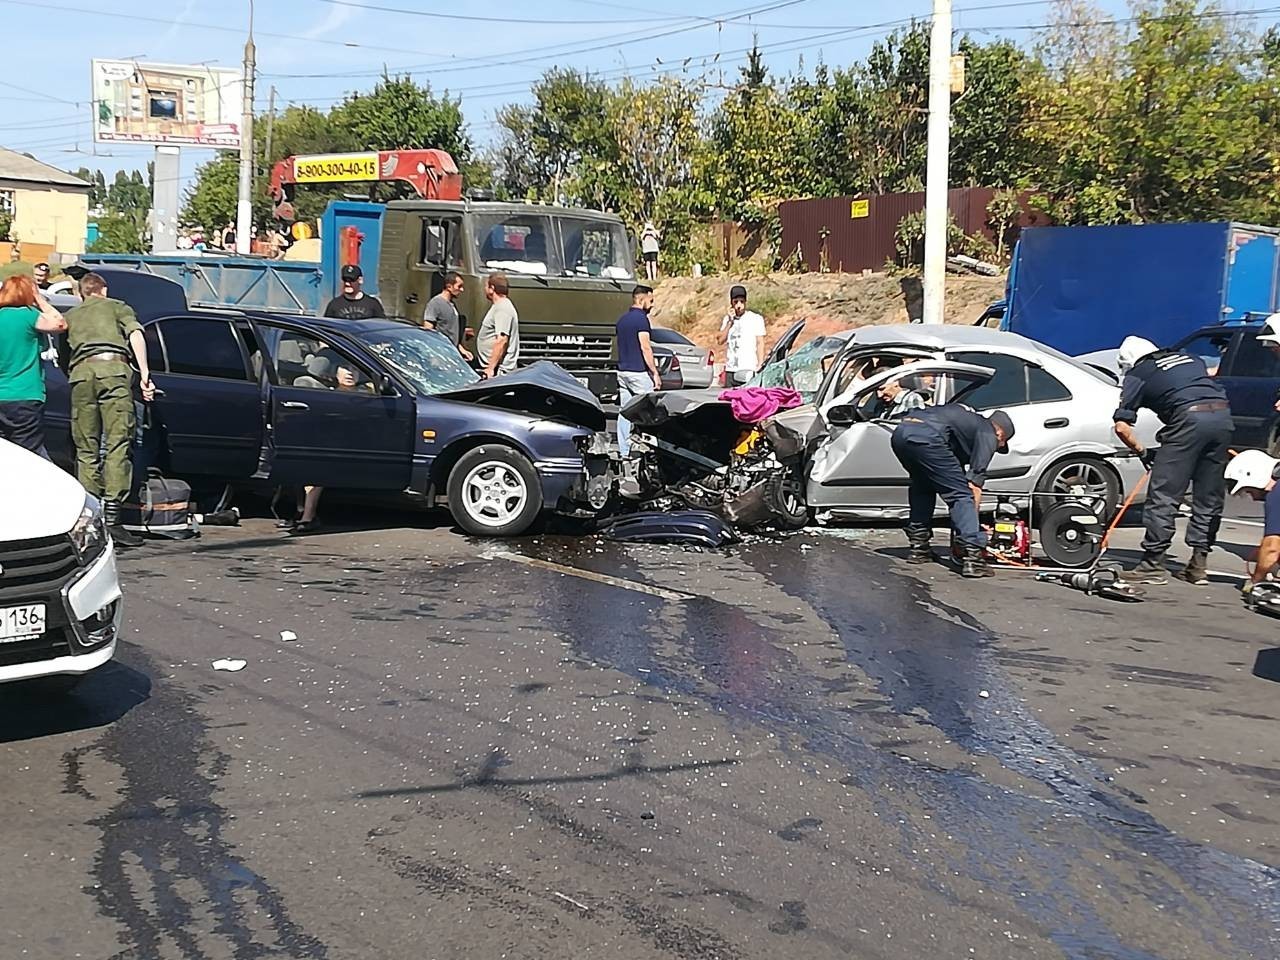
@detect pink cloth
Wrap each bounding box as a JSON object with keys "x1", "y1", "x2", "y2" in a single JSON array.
[{"x1": 719, "y1": 386, "x2": 803, "y2": 424}]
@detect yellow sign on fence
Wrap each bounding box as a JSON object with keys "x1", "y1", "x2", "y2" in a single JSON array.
[
  {"x1": 294, "y1": 153, "x2": 380, "y2": 184},
  {"x1": 850, "y1": 198, "x2": 870, "y2": 219}
]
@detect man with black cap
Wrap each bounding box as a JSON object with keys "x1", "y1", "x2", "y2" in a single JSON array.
[
  {"x1": 890, "y1": 404, "x2": 1016, "y2": 578},
  {"x1": 322, "y1": 264, "x2": 386, "y2": 321},
  {"x1": 719, "y1": 284, "x2": 765, "y2": 386},
  {"x1": 33, "y1": 262, "x2": 51, "y2": 290}
]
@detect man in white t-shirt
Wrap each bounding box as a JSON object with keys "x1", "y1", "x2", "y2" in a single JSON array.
[{"x1": 718, "y1": 284, "x2": 766, "y2": 385}]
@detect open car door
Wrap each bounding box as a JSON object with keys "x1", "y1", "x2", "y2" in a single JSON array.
[
  {"x1": 806, "y1": 361, "x2": 995, "y2": 520},
  {"x1": 758, "y1": 320, "x2": 806, "y2": 370}
]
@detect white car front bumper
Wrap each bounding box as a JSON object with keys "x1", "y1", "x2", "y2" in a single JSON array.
[{"x1": 0, "y1": 539, "x2": 122, "y2": 684}]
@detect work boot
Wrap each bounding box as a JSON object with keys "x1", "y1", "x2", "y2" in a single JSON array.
[
  {"x1": 1176, "y1": 549, "x2": 1210, "y2": 586},
  {"x1": 905, "y1": 525, "x2": 935, "y2": 564},
  {"x1": 1120, "y1": 553, "x2": 1168, "y2": 585},
  {"x1": 959, "y1": 544, "x2": 993, "y2": 579},
  {"x1": 103, "y1": 500, "x2": 144, "y2": 549}
]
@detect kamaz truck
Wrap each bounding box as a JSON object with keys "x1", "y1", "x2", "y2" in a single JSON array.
[{"x1": 81, "y1": 150, "x2": 634, "y2": 399}]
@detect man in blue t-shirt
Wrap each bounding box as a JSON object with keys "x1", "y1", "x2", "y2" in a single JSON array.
[
  {"x1": 1224, "y1": 450, "x2": 1280, "y2": 599},
  {"x1": 615, "y1": 285, "x2": 661, "y2": 457}
]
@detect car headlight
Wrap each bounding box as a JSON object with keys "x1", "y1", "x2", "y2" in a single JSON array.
[{"x1": 69, "y1": 495, "x2": 107, "y2": 563}]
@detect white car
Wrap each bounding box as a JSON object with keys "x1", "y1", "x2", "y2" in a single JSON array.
[
  {"x1": 0, "y1": 440, "x2": 122, "y2": 691},
  {"x1": 763, "y1": 324, "x2": 1160, "y2": 521}
]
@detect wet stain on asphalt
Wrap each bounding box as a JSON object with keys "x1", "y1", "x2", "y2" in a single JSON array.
[
  {"x1": 81, "y1": 648, "x2": 328, "y2": 960},
  {"x1": 520, "y1": 534, "x2": 1280, "y2": 960}
]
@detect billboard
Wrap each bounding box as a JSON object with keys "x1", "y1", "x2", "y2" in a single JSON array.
[{"x1": 91, "y1": 60, "x2": 242, "y2": 148}]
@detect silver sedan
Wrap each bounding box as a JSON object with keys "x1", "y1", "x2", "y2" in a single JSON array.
[
  {"x1": 650, "y1": 327, "x2": 714, "y2": 389},
  {"x1": 769, "y1": 324, "x2": 1160, "y2": 521}
]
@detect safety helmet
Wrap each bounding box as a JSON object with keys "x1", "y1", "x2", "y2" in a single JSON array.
[
  {"x1": 1224, "y1": 449, "x2": 1280, "y2": 495},
  {"x1": 1116, "y1": 336, "x2": 1159, "y2": 373},
  {"x1": 1257, "y1": 313, "x2": 1280, "y2": 345}
]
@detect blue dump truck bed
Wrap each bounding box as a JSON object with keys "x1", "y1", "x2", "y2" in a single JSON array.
[
  {"x1": 75, "y1": 253, "x2": 327, "y2": 314},
  {"x1": 1004, "y1": 223, "x2": 1280, "y2": 355},
  {"x1": 79, "y1": 202, "x2": 387, "y2": 316}
]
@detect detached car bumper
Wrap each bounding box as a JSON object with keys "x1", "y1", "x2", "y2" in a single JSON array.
[{"x1": 0, "y1": 538, "x2": 122, "y2": 684}]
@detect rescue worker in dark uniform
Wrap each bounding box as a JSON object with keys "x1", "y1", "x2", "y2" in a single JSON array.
[
  {"x1": 1112, "y1": 335, "x2": 1233, "y2": 585},
  {"x1": 65, "y1": 272, "x2": 155, "y2": 548},
  {"x1": 890, "y1": 404, "x2": 1016, "y2": 578}
]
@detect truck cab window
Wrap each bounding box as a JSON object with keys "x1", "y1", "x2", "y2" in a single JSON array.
[
  {"x1": 473, "y1": 212, "x2": 559, "y2": 276},
  {"x1": 559, "y1": 218, "x2": 633, "y2": 279},
  {"x1": 420, "y1": 218, "x2": 461, "y2": 268},
  {"x1": 158, "y1": 318, "x2": 249, "y2": 380}
]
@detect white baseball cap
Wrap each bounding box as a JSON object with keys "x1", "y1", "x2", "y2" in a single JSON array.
[
  {"x1": 1117, "y1": 336, "x2": 1159, "y2": 373},
  {"x1": 1225, "y1": 449, "x2": 1280, "y2": 495},
  {"x1": 1257, "y1": 313, "x2": 1280, "y2": 344}
]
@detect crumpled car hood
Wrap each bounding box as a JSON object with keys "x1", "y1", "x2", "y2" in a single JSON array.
[{"x1": 436, "y1": 360, "x2": 606, "y2": 430}]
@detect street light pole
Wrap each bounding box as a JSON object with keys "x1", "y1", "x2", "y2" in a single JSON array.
[
  {"x1": 921, "y1": 0, "x2": 952, "y2": 324},
  {"x1": 235, "y1": 0, "x2": 255, "y2": 255}
]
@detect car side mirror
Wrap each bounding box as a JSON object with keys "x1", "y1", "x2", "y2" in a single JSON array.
[
  {"x1": 377, "y1": 373, "x2": 397, "y2": 396},
  {"x1": 825, "y1": 403, "x2": 864, "y2": 426}
]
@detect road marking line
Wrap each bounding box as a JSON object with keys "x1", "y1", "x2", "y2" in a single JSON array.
[
  {"x1": 486, "y1": 551, "x2": 694, "y2": 602},
  {"x1": 1222, "y1": 517, "x2": 1265, "y2": 528}
]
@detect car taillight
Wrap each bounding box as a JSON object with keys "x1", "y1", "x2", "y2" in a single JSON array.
[
  {"x1": 706, "y1": 350, "x2": 714, "y2": 366},
  {"x1": 670, "y1": 355, "x2": 682, "y2": 370}
]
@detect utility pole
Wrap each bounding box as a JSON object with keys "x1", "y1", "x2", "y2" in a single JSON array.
[
  {"x1": 235, "y1": 0, "x2": 255, "y2": 255},
  {"x1": 263, "y1": 85, "x2": 277, "y2": 173},
  {"x1": 921, "y1": 0, "x2": 952, "y2": 324}
]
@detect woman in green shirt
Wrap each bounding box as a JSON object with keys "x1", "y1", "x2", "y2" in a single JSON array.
[{"x1": 0, "y1": 273, "x2": 69, "y2": 456}]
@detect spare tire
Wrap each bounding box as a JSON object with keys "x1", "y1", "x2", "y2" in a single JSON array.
[{"x1": 1038, "y1": 499, "x2": 1104, "y2": 568}]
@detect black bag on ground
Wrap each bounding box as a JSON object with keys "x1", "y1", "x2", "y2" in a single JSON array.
[{"x1": 122, "y1": 473, "x2": 200, "y2": 539}]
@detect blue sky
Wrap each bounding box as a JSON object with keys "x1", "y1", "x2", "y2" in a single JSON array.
[{"x1": 3, "y1": 0, "x2": 1259, "y2": 192}]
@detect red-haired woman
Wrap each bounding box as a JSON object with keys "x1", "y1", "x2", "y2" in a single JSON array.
[{"x1": 0, "y1": 272, "x2": 67, "y2": 456}]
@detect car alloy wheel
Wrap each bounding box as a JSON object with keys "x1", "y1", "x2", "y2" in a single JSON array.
[
  {"x1": 461, "y1": 461, "x2": 529, "y2": 528},
  {"x1": 1037, "y1": 456, "x2": 1119, "y2": 518}
]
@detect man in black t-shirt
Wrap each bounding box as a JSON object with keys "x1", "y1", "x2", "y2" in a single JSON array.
[{"x1": 322, "y1": 264, "x2": 386, "y2": 321}]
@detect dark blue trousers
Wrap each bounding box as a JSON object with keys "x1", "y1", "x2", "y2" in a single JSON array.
[
  {"x1": 891, "y1": 423, "x2": 983, "y2": 547},
  {"x1": 1142, "y1": 410, "x2": 1233, "y2": 555}
]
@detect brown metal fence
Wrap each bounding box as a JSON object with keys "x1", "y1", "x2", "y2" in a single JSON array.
[{"x1": 778, "y1": 188, "x2": 1047, "y2": 273}]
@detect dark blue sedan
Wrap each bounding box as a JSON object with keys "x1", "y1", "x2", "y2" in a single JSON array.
[
  {"x1": 1173, "y1": 321, "x2": 1280, "y2": 453},
  {"x1": 44, "y1": 271, "x2": 612, "y2": 537}
]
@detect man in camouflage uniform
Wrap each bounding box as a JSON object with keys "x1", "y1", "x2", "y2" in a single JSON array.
[{"x1": 65, "y1": 272, "x2": 155, "y2": 547}]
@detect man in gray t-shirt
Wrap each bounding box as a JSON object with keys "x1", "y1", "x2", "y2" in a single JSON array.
[
  {"x1": 478, "y1": 272, "x2": 520, "y2": 377},
  {"x1": 422, "y1": 271, "x2": 472, "y2": 360}
]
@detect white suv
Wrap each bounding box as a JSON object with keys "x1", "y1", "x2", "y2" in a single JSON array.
[{"x1": 0, "y1": 439, "x2": 122, "y2": 691}]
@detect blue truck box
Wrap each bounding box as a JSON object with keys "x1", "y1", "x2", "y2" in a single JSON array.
[{"x1": 1002, "y1": 223, "x2": 1280, "y2": 355}]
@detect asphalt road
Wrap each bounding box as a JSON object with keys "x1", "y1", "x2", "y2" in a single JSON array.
[{"x1": 2, "y1": 508, "x2": 1278, "y2": 960}]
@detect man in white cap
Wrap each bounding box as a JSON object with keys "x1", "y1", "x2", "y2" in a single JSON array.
[
  {"x1": 1224, "y1": 449, "x2": 1280, "y2": 598},
  {"x1": 1112, "y1": 334, "x2": 1233, "y2": 585}
]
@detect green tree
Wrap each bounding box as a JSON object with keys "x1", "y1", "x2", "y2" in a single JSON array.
[
  {"x1": 950, "y1": 38, "x2": 1037, "y2": 187},
  {"x1": 181, "y1": 153, "x2": 251, "y2": 233},
  {"x1": 493, "y1": 69, "x2": 616, "y2": 206},
  {"x1": 89, "y1": 212, "x2": 147, "y2": 253},
  {"x1": 607, "y1": 76, "x2": 709, "y2": 271},
  {"x1": 1026, "y1": 0, "x2": 1280, "y2": 224},
  {"x1": 330, "y1": 75, "x2": 470, "y2": 160},
  {"x1": 704, "y1": 46, "x2": 819, "y2": 228}
]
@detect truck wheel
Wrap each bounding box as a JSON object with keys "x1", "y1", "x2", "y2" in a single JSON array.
[
  {"x1": 1034, "y1": 456, "x2": 1120, "y2": 520},
  {"x1": 447, "y1": 445, "x2": 544, "y2": 537}
]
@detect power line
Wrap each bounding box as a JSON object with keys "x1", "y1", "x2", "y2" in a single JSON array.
[
  {"x1": 260, "y1": 0, "x2": 814, "y2": 79},
  {"x1": 309, "y1": 0, "x2": 688, "y2": 25}
]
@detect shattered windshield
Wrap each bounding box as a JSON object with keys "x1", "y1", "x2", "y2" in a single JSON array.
[
  {"x1": 355, "y1": 326, "x2": 478, "y2": 396},
  {"x1": 749, "y1": 335, "x2": 849, "y2": 401}
]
